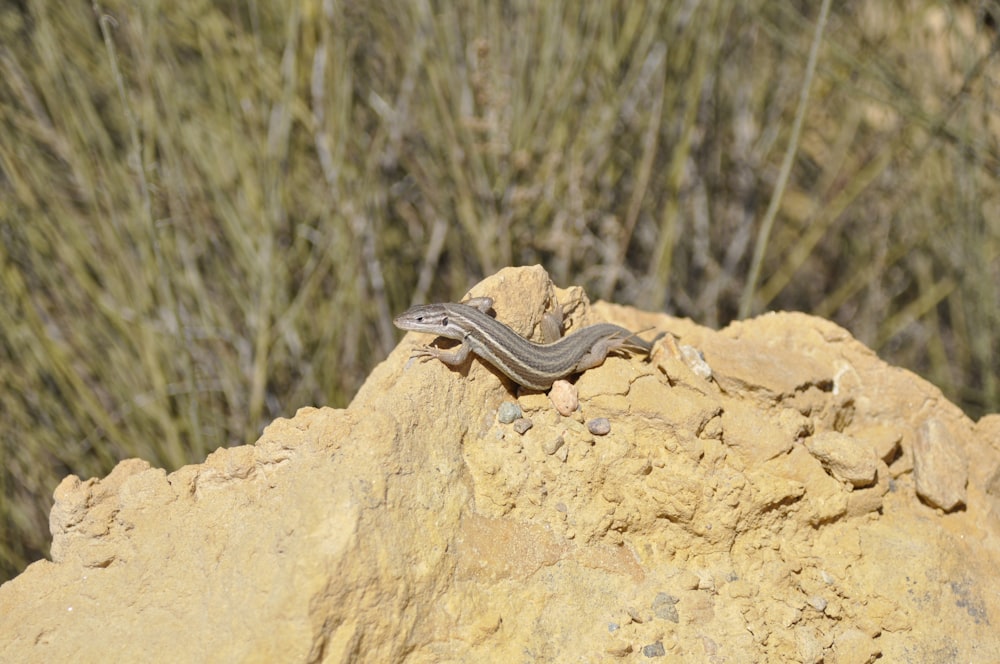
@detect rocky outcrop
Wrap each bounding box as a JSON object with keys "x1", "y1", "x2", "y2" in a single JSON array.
[{"x1": 1, "y1": 265, "x2": 998, "y2": 662}]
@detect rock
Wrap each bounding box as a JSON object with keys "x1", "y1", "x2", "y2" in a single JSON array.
[
  {"x1": 1, "y1": 266, "x2": 997, "y2": 663},
  {"x1": 913, "y1": 418, "x2": 968, "y2": 511},
  {"x1": 549, "y1": 380, "x2": 579, "y2": 416},
  {"x1": 804, "y1": 432, "x2": 879, "y2": 487},
  {"x1": 587, "y1": 417, "x2": 611, "y2": 436},
  {"x1": 854, "y1": 424, "x2": 903, "y2": 464},
  {"x1": 497, "y1": 401, "x2": 522, "y2": 423},
  {"x1": 642, "y1": 641, "x2": 666, "y2": 657},
  {"x1": 512, "y1": 417, "x2": 533, "y2": 434},
  {"x1": 652, "y1": 592, "x2": 680, "y2": 622},
  {"x1": 830, "y1": 627, "x2": 880, "y2": 664},
  {"x1": 541, "y1": 434, "x2": 564, "y2": 456},
  {"x1": 972, "y1": 413, "x2": 1000, "y2": 489}
]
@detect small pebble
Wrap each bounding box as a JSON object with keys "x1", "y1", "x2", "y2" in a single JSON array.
[
  {"x1": 642, "y1": 641, "x2": 666, "y2": 658},
  {"x1": 497, "y1": 401, "x2": 522, "y2": 424},
  {"x1": 542, "y1": 435, "x2": 565, "y2": 455},
  {"x1": 680, "y1": 344, "x2": 712, "y2": 379},
  {"x1": 549, "y1": 380, "x2": 579, "y2": 416},
  {"x1": 808, "y1": 596, "x2": 828, "y2": 612},
  {"x1": 652, "y1": 592, "x2": 680, "y2": 623},
  {"x1": 587, "y1": 418, "x2": 611, "y2": 436},
  {"x1": 605, "y1": 642, "x2": 633, "y2": 657},
  {"x1": 512, "y1": 418, "x2": 533, "y2": 435}
]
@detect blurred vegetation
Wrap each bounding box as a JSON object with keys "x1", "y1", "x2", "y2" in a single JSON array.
[{"x1": 1, "y1": 0, "x2": 997, "y2": 582}]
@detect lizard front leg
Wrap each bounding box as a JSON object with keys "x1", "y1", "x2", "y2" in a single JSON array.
[{"x1": 411, "y1": 338, "x2": 474, "y2": 367}]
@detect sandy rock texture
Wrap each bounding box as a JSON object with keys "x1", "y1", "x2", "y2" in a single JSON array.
[{"x1": 1, "y1": 265, "x2": 998, "y2": 663}]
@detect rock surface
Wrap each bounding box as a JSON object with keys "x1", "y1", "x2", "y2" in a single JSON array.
[
  {"x1": 804, "y1": 432, "x2": 879, "y2": 488},
  {"x1": 1, "y1": 265, "x2": 998, "y2": 662}
]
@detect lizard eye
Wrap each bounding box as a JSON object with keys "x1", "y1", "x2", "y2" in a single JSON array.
[{"x1": 442, "y1": 316, "x2": 449, "y2": 326}]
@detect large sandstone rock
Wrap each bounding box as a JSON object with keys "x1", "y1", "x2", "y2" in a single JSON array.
[{"x1": 1, "y1": 265, "x2": 998, "y2": 662}]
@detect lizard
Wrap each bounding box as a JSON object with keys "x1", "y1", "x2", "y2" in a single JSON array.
[{"x1": 393, "y1": 297, "x2": 655, "y2": 390}]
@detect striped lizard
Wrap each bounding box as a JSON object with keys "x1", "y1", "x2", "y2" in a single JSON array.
[{"x1": 393, "y1": 297, "x2": 655, "y2": 390}]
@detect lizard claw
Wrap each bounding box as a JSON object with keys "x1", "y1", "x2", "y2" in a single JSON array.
[{"x1": 410, "y1": 345, "x2": 438, "y2": 360}]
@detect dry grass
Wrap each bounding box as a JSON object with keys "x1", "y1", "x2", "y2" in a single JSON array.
[{"x1": 1, "y1": 0, "x2": 997, "y2": 581}]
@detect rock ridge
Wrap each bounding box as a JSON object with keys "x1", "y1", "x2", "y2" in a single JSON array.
[{"x1": 1, "y1": 265, "x2": 997, "y2": 663}]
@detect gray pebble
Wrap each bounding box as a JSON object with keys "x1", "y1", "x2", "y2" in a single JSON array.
[
  {"x1": 642, "y1": 641, "x2": 666, "y2": 657},
  {"x1": 497, "y1": 401, "x2": 522, "y2": 424},
  {"x1": 652, "y1": 592, "x2": 679, "y2": 622},
  {"x1": 512, "y1": 418, "x2": 533, "y2": 435},
  {"x1": 587, "y1": 418, "x2": 611, "y2": 435}
]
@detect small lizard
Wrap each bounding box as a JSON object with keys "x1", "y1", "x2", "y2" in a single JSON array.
[{"x1": 393, "y1": 297, "x2": 655, "y2": 390}]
